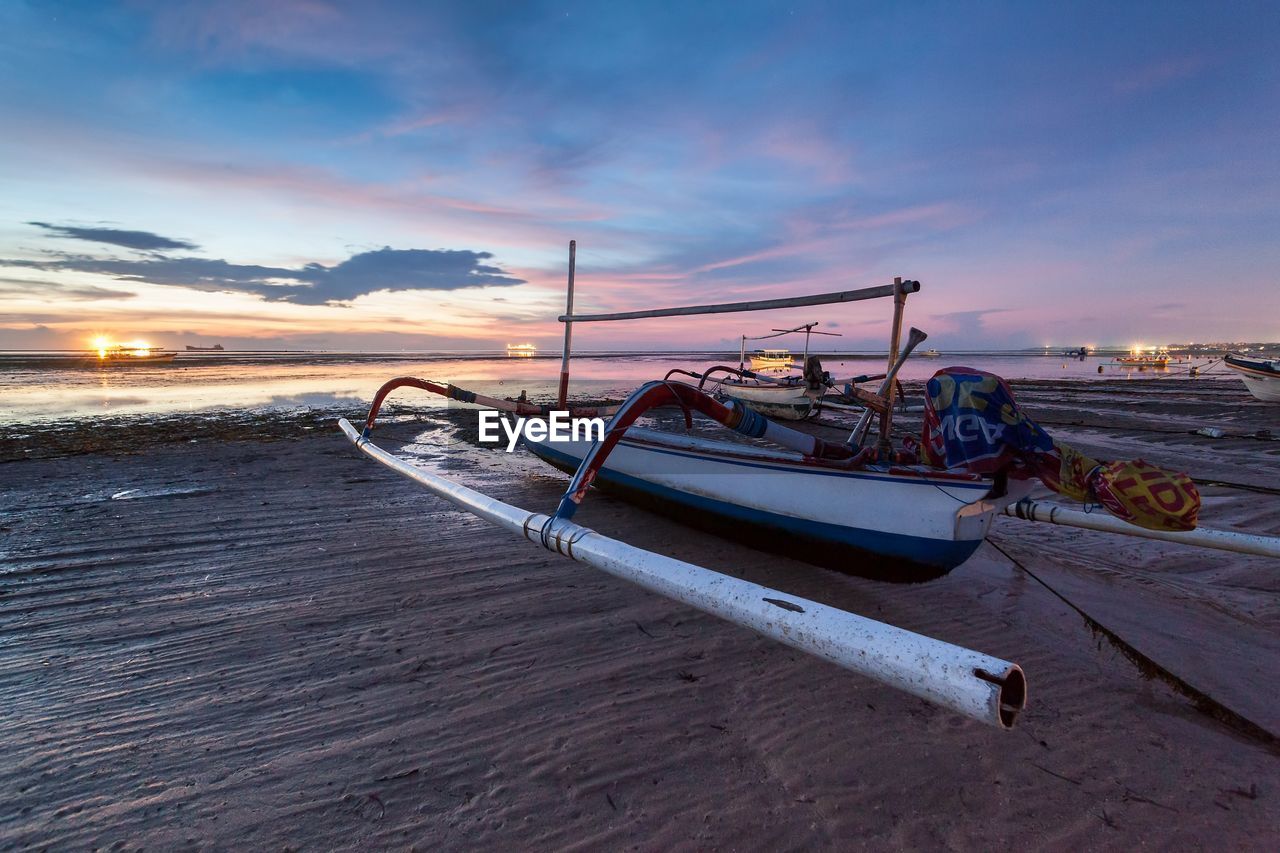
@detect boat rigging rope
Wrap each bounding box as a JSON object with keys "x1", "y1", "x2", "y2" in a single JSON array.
[{"x1": 986, "y1": 536, "x2": 1279, "y2": 752}]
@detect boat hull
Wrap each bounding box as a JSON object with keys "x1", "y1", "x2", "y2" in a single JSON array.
[
  {"x1": 525, "y1": 428, "x2": 1019, "y2": 581},
  {"x1": 1225, "y1": 356, "x2": 1280, "y2": 402},
  {"x1": 715, "y1": 382, "x2": 813, "y2": 420}
]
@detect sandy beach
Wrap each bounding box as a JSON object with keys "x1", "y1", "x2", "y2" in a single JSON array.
[{"x1": 2, "y1": 377, "x2": 1278, "y2": 849}]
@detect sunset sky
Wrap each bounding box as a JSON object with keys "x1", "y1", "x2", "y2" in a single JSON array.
[{"x1": 1, "y1": 1, "x2": 1277, "y2": 351}]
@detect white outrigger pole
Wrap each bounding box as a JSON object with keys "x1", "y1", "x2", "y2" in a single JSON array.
[
  {"x1": 338, "y1": 418, "x2": 1026, "y2": 728},
  {"x1": 1004, "y1": 497, "x2": 1280, "y2": 558}
]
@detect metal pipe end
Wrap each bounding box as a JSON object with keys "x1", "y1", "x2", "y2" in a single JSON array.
[{"x1": 976, "y1": 665, "x2": 1028, "y2": 729}]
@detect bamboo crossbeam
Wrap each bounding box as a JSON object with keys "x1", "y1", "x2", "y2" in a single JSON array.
[{"x1": 560, "y1": 281, "x2": 920, "y2": 323}]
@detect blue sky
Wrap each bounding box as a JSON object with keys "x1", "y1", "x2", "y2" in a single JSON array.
[{"x1": 1, "y1": 0, "x2": 1277, "y2": 350}]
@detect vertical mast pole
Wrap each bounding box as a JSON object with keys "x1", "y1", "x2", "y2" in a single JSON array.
[
  {"x1": 556, "y1": 240, "x2": 576, "y2": 408},
  {"x1": 886, "y1": 277, "x2": 905, "y2": 373},
  {"x1": 739, "y1": 335, "x2": 746, "y2": 371},
  {"x1": 877, "y1": 277, "x2": 907, "y2": 454}
]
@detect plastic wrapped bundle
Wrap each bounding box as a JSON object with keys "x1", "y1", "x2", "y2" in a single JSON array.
[{"x1": 920, "y1": 367, "x2": 1199, "y2": 532}]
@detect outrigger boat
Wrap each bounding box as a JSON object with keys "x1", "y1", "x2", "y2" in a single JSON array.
[
  {"x1": 335, "y1": 241, "x2": 1279, "y2": 729},
  {"x1": 694, "y1": 322, "x2": 846, "y2": 420},
  {"x1": 1224, "y1": 353, "x2": 1280, "y2": 402}
]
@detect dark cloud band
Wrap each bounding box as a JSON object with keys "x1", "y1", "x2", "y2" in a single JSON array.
[
  {"x1": 29, "y1": 222, "x2": 200, "y2": 252},
  {"x1": 3, "y1": 246, "x2": 525, "y2": 304}
]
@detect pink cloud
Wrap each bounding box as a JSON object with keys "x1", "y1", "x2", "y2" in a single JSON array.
[{"x1": 1113, "y1": 56, "x2": 1207, "y2": 96}]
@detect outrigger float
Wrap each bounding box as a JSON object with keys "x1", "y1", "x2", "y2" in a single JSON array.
[{"x1": 336, "y1": 241, "x2": 1279, "y2": 729}]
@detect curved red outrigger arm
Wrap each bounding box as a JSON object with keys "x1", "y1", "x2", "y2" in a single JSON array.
[
  {"x1": 551, "y1": 380, "x2": 869, "y2": 523},
  {"x1": 359, "y1": 376, "x2": 619, "y2": 438}
]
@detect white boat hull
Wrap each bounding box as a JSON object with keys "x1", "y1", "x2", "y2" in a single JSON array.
[
  {"x1": 525, "y1": 428, "x2": 1025, "y2": 580},
  {"x1": 715, "y1": 382, "x2": 814, "y2": 420},
  {"x1": 1235, "y1": 371, "x2": 1280, "y2": 402},
  {"x1": 1225, "y1": 356, "x2": 1280, "y2": 402}
]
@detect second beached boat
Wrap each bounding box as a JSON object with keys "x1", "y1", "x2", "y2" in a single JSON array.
[{"x1": 1224, "y1": 353, "x2": 1280, "y2": 402}]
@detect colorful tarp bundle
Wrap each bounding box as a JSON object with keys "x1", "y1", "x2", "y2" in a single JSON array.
[{"x1": 919, "y1": 367, "x2": 1200, "y2": 532}]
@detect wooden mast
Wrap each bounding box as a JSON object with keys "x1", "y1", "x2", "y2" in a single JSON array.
[{"x1": 556, "y1": 240, "x2": 576, "y2": 408}]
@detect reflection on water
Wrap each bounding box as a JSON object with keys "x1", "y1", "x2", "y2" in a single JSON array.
[{"x1": 0, "y1": 351, "x2": 1226, "y2": 424}]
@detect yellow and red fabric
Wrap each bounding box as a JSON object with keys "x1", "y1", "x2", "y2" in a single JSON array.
[{"x1": 921, "y1": 367, "x2": 1199, "y2": 531}]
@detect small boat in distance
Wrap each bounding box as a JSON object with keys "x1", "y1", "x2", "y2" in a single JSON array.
[
  {"x1": 94, "y1": 344, "x2": 176, "y2": 364},
  {"x1": 919, "y1": 348, "x2": 941, "y2": 358},
  {"x1": 185, "y1": 344, "x2": 225, "y2": 351},
  {"x1": 1116, "y1": 346, "x2": 1170, "y2": 368},
  {"x1": 748, "y1": 348, "x2": 793, "y2": 371},
  {"x1": 506, "y1": 342, "x2": 537, "y2": 357},
  {"x1": 704, "y1": 322, "x2": 845, "y2": 420},
  {"x1": 1224, "y1": 353, "x2": 1280, "y2": 402}
]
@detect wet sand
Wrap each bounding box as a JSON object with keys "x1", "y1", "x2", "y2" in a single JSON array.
[{"x1": 1, "y1": 378, "x2": 1277, "y2": 848}]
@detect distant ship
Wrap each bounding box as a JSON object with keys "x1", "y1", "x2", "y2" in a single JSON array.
[
  {"x1": 185, "y1": 344, "x2": 225, "y2": 351},
  {"x1": 506, "y1": 343, "x2": 537, "y2": 356}
]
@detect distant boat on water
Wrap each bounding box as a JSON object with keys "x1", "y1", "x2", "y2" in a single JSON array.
[
  {"x1": 748, "y1": 348, "x2": 794, "y2": 371},
  {"x1": 95, "y1": 345, "x2": 176, "y2": 364},
  {"x1": 506, "y1": 342, "x2": 537, "y2": 356},
  {"x1": 185, "y1": 344, "x2": 225, "y2": 351},
  {"x1": 1116, "y1": 346, "x2": 1171, "y2": 368}
]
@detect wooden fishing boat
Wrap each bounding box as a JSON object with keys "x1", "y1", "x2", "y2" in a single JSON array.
[
  {"x1": 717, "y1": 322, "x2": 844, "y2": 419},
  {"x1": 712, "y1": 378, "x2": 816, "y2": 420},
  {"x1": 336, "y1": 241, "x2": 1280, "y2": 729},
  {"x1": 1224, "y1": 353, "x2": 1280, "y2": 402}
]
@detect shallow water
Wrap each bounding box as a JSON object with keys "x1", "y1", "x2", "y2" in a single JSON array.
[{"x1": 0, "y1": 350, "x2": 1227, "y2": 424}]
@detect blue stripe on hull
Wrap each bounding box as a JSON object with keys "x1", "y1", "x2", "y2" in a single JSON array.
[{"x1": 527, "y1": 441, "x2": 980, "y2": 582}]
